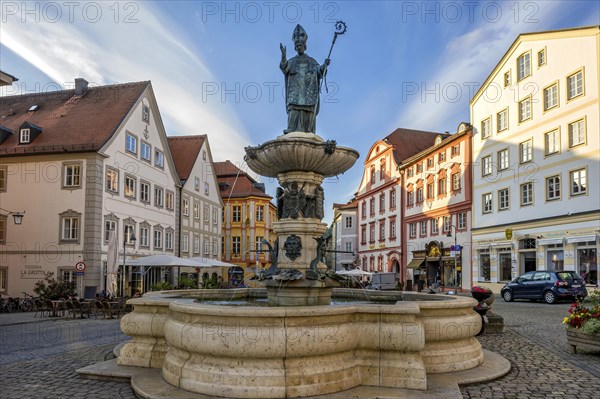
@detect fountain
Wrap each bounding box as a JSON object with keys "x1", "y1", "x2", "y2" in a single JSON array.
[{"x1": 78, "y1": 23, "x2": 509, "y2": 399}]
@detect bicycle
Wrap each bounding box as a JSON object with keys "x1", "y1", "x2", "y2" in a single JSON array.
[
  {"x1": 19, "y1": 292, "x2": 35, "y2": 312},
  {"x1": 0, "y1": 295, "x2": 19, "y2": 313}
]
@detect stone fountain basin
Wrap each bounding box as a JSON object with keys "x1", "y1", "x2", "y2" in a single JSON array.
[
  {"x1": 244, "y1": 132, "x2": 360, "y2": 178},
  {"x1": 118, "y1": 289, "x2": 483, "y2": 399}
]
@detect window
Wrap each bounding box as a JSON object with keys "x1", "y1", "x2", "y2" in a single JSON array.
[
  {"x1": 520, "y1": 139, "x2": 532, "y2": 163},
  {"x1": 380, "y1": 159, "x2": 386, "y2": 179},
  {"x1": 438, "y1": 177, "x2": 446, "y2": 195},
  {"x1": 139, "y1": 226, "x2": 149, "y2": 247},
  {"x1": 361, "y1": 202, "x2": 366, "y2": 218},
  {"x1": 105, "y1": 168, "x2": 119, "y2": 193},
  {"x1": 407, "y1": 191, "x2": 414, "y2": 206},
  {"x1": 194, "y1": 177, "x2": 200, "y2": 191},
  {"x1": 482, "y1": 155, "x2": 492, "y2": 176},
  {"x1": 154, "y1": 228, "x2": 163, "y2": 249},
  {"x1": 520, "y1": 182, "x2": 533, "y2": 206},
  {"x1": 438, "y1": 151, "x2": 446, "y2": 162},
  {"x1": 345, "y1": 216, "x2": 352, "y2": 228},
  {"x1": 482, "y1": 193, "x2": 492, "y2": 214},
  {"x1": 203, "y1": 204, "x2": 209, "y2": 223},
  {"x1": 407, "y1": 167, "x2": 414, "y2": 178},
  {"x1": 62, "y1": 163, "x2": 81, "y2": 188},
  {"x1": 370, "y1": 198, "x2": 375, "y2": 215},
  {"x1": 416, "y1": 163, "x2": 423, "y2": 173},
  {"x1": 389, "y1": 220, "x2": 396, "y2": 239},
  {"x1": 517, "y1": 52, "x2": 530, "y2": 81},
  {"x1": 379, "y1": 194, "x2": 385, "y2": 212},
  {"x1": 370, "y1": 165, "x2": 376, "y2": 183},
  {"x1": 481, "y1": 117, "x2": 491, "y2": 139},
  {"x1": 345, "y1": 241, "x2": 352, "y2": 252},
  {"x1": 567, "y1": 70, "x2": 583, "y2": 100},
  {"x1": 165, "y1": 231, "x2": 173, "y2": 250},
  {"x1": 361, "y1": 226, "x2": 366, "y2": 244},
  {"x1": 154, "y1": 187, "x2": 163, "y2": 207},
  {"x1": 61, "y1": 216, "x2": 79, "y2": 241},
  {"x1": 0, "y1": 166, "x2": 6, "y2": 192},
  {"x1": 124, "y1": 223, "x2": 135, "y2": 245},
  {"x1": 194, "y1": 237, "x2": 201, "y2": 254},
  {"x1": 165, "y1": 191, "x2": 174, "y2": 210},
  {"x1": 427, "y1": 182, "x2": 434, "y2": 199},
  {"x1": 232, "y1": 236, "x2": 241, "y2": 255},
  {"x1": 390, "y1": 190, "x2": 396, "y2": 208},
  {"x1": 543, "y1": 83, "x2": 558, "y2": 111},
  {"x1": 256, "y1": 205, "x2": 264, "y2": 222},
  {"x1": 204, "y1": 182, "x2": 209, "y2": 195},
  {"x1": 0, "y1": 216, "x2": 5, "y2": 244},
  {"x1": 126, "y1": 133, "x2": 137, "y2": 154},
  {"x1": 142, "y1": 105, "x2": 150, "y2": 123},
  {"x1": 497, "y1": 109, "x2": 508, "y2": 132},
  {"x1": 570, "y1": 168, "x2": 587, "y2": 196},
  {"x1": 545, "y1": 129, "x2": 560, "y2": 156},
  {"x1": 409, "y1": 223, "x2": 416, "y2": 238},
  {"x1": 497, "y1": 149, "x2": 509, "y2": 171},
  {"x1": 212, "y1": 240, "x2": 218, "y2": 255},
  {"x1": 202, "y1": 151, "x2": 207, "y2": 161},
  {"x1": 255, "y1": 236, "x2": 264, "y2": 253},
  {"x1": 104, "y1": 219, "x2": 117, "y2": 243},
  {"x1": 546, "y1": 175, "x2": 561, "y2": 201},
  {"x1": 368, "y1": 224, "x2": 375, "y2": 242},
  {"x1": 213, "y1": 208, "x2": 218, "y2": 225},
  {"x1": 20, "y1": 128, "x2": 30, "y2": 143},
  {"x1": 420, "y1": 221, "x2": 427, "y2": 237},
  {"x1": 182, "y1": 198, "x2": 189, "y2": 216},
  {"x1": 568, "y1": 119, "x2": 586, "y2": 147},
  {"x1": 416, "y1": 187, "x2": 423, "y2": 203},
  {"x1": 451, "y1": 145, "x2": 460, "y2": 156},
  {"x1": 503, "y1": 71, "x2": 511, "y2": 87},
  {"x1": 140, "y1": 181, "x2": 150, "y2": 203},
  {"x1": 452, "y1": 173, "x2": 461, "y2": 191},
  {"x1": 232, "y1": 205, "x2": 241, "y2": 222},
  {"x1": 498, "y1": 188, "x2": 509, "y2": 211},
  {"x1": 518, "y1": 97, "x2": 531, "y2": 122},
  {"x1": 457, "y1": 212, "x2": 466, "y2": 230},
  {"x1": 427, "y1": 158, "x2": 434, "y2": 169},
  {"x1": 124, "y1": 175, "x2": 136, "y2": 199},
  {"x1": 380, "y1": 221, "x2": 386, "y2": 240},
  {"x1": 431, "y1": 218, "x2": 438, "y2": 235},
  {"x1": 154, "y1": 150, "x2": 164, "y2": 168},
  {"x1": 443, "y1": 215, "x2": 451, "y2": 233},
  {"x1": 141, "y1": 142, "x2": 151, "y2": 161},
  {"x1": 193, "y1": 202, "x2": 200, "y2": 220},
  {"x1": 538, "y1": 48, "x2": 546, "y2": 67},
  {"x1": 0, "y1": 266, "x2": 6, "y2": 292},
  {"x1": 182, "y1": 234, "x2": 189, "y2": 252}
]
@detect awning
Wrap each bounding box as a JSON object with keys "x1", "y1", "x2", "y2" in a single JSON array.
[
  {"x1": 441, "y1": 256, "x2": 459, "y2": 262},
  {"x1": 407, "y1": 258, "x2": 424, "y2": 269},
  {"x1": 537, "y1": 238, "x2": 563, "y2": 246},
  {"x1": 490, "y1": 241, "x2": 513, "y2": 247},
  {"x1": 475, "y1": 243, "x2": 491, "y2": 250},
  {"x1": 565, "y1": 235, "x2": 597, "y2": 244}
]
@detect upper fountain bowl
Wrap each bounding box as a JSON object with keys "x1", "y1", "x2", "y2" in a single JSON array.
[{"x1": 244, "y1": 132, "x2": 360, "y2": 178}]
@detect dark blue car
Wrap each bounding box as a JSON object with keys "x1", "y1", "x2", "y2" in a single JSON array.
[{"x1": 501, "y1": 270, "x2": 587, "y2": 304}]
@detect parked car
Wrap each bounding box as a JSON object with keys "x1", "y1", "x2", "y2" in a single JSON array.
[{"x1": 500, "y1": 270, "x2": 587, "y2": 304}]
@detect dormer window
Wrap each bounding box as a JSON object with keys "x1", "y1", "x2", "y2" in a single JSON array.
[{"x1": 20, "y1": 128, "x2": 30, "y2": 143}]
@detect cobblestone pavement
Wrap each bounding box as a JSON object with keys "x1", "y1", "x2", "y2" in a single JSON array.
[{"x1": 0, "y1": 300, "x2": 598, "y2": 399}]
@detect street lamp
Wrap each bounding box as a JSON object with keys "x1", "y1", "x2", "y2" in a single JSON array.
[
  {"x1": 0, "y1": 208, "x2": 25, "y2": 225},
  {"x1": 446, "y1": 225, "x2": 460, "y2": 287},
  {"x1": 122, "y1": 231, "x2": 136, "y2": 297}
]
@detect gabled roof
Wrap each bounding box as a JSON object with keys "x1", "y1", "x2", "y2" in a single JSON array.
[
  {"x1": 382, "y1": 128, "x2": 441, "y2": 164},
  {"x1": 333, "y1": 198, "x2": 358, "y2": 210},
  {"x1": 214, "y1": 160, "x2": 272, "y2": 200},
  {"x1": 167, "y1": 135, "x2": 206, "y2": 180},
  {"x1": 400, "y1": 127, "x2": 471, "y2": 168},
  {"x1": 0, "y1": 81, "x2": 149, "y2": 156}
]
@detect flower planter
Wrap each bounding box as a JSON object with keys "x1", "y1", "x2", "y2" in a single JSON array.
[{"x1": 566, "y1": 328, "x2": 600, "y2": 354}]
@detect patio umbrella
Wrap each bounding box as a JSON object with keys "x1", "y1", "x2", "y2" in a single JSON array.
[
  {"x1": 106, "y1": 230, "x2": 118, "y2": 297},
  {"x1": 345, "y1": 268, "x2": 373, "y2": 277}
]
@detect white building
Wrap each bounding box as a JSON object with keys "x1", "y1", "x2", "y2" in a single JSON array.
[
  {"x1": 0, "y1": 79, "x2": 180, "y2": 297},
  {"x1": 356, "y1": 128, "x2": 438, "y2": 283},
  {"x1": 332, "y1": 199, "x2": 358, "y2": 271},
  {"x1": 400, "y1": 124, "x2": 473, "y2": 291},
  {"x1": 168, "y1": 135, "x2": 223, "y2": 284},
  {"x1": 470, "y1": 26, "x2": 600, "y2": 291}
]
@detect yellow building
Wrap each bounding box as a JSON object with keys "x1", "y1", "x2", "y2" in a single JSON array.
[{"x1": 215, "y1": 161, "x2": 276, "y2": 284}]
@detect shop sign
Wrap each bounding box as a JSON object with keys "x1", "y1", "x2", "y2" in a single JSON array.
[
  {"x1": 21, "y1": 265, "x2": 50, "y2": 279},
  {"x1": 505, "y1": 228, "x2": 513, "y2": 240}
]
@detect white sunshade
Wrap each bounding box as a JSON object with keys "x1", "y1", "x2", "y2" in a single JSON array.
[
  {"x1": 120, "y1": 254, "x2": 206, "y2": 267},
  {"x1": 189, "y1": 257, "x2": 239, "y2": 268},
  {"x1": 338, "y1": 268, "x2": 373, "y2": 277}
]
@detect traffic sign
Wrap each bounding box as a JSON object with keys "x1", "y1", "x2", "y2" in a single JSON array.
[
  {"x1": 73, "y1": 271, "x2": 84, "y2": 276},
  {"x1": 455, "y1": 245, "x2": 462, "y2": 251},
  {"x1": 75, "y1": 262, "x2": 86, "y2": 272}
]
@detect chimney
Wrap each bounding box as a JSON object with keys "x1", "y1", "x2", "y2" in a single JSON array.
[{"x1": 75, "y1": 78, "x2": 88, "y2": 96}]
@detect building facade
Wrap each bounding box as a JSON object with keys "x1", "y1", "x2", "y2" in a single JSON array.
[
  {"x1": 332, "y1": 199, "x2": 358, "y2": 271},
  {"x1": 0, "y1": 80, "x2": 180, "y2": 297},
  {"x1": 168, "y1": 135, "x2": 223, "y2": 284},
  {"x1": 400, "y1": 124, "x2": 473, "y2": 290},
  {"x1": 355, "y1": 128, "x2": 439, "y2": 283},
  {"x1": 470, "y1": 26, "x2": 600, "y2": 291},
  {"x1": 215, "y1": 161, "x2": 276, "y2": 284}
]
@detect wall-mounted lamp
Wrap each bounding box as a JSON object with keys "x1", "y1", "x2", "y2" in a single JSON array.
[{"x1": 0, "y1": 208, "x2": 25, "y2": 225}]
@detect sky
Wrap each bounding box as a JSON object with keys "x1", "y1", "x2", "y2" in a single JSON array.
[{"x1": 1, "y1": 0, "x2": 598, "y2": 223}]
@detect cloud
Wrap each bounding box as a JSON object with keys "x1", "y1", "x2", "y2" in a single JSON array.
[{"x1": 0, "y1": 1, "x2": 248, "y2": 162}]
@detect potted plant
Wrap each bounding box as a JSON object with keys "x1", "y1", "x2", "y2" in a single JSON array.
[{"x1": 563, "y1": 290, "x2": 600, "y2": 353}]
